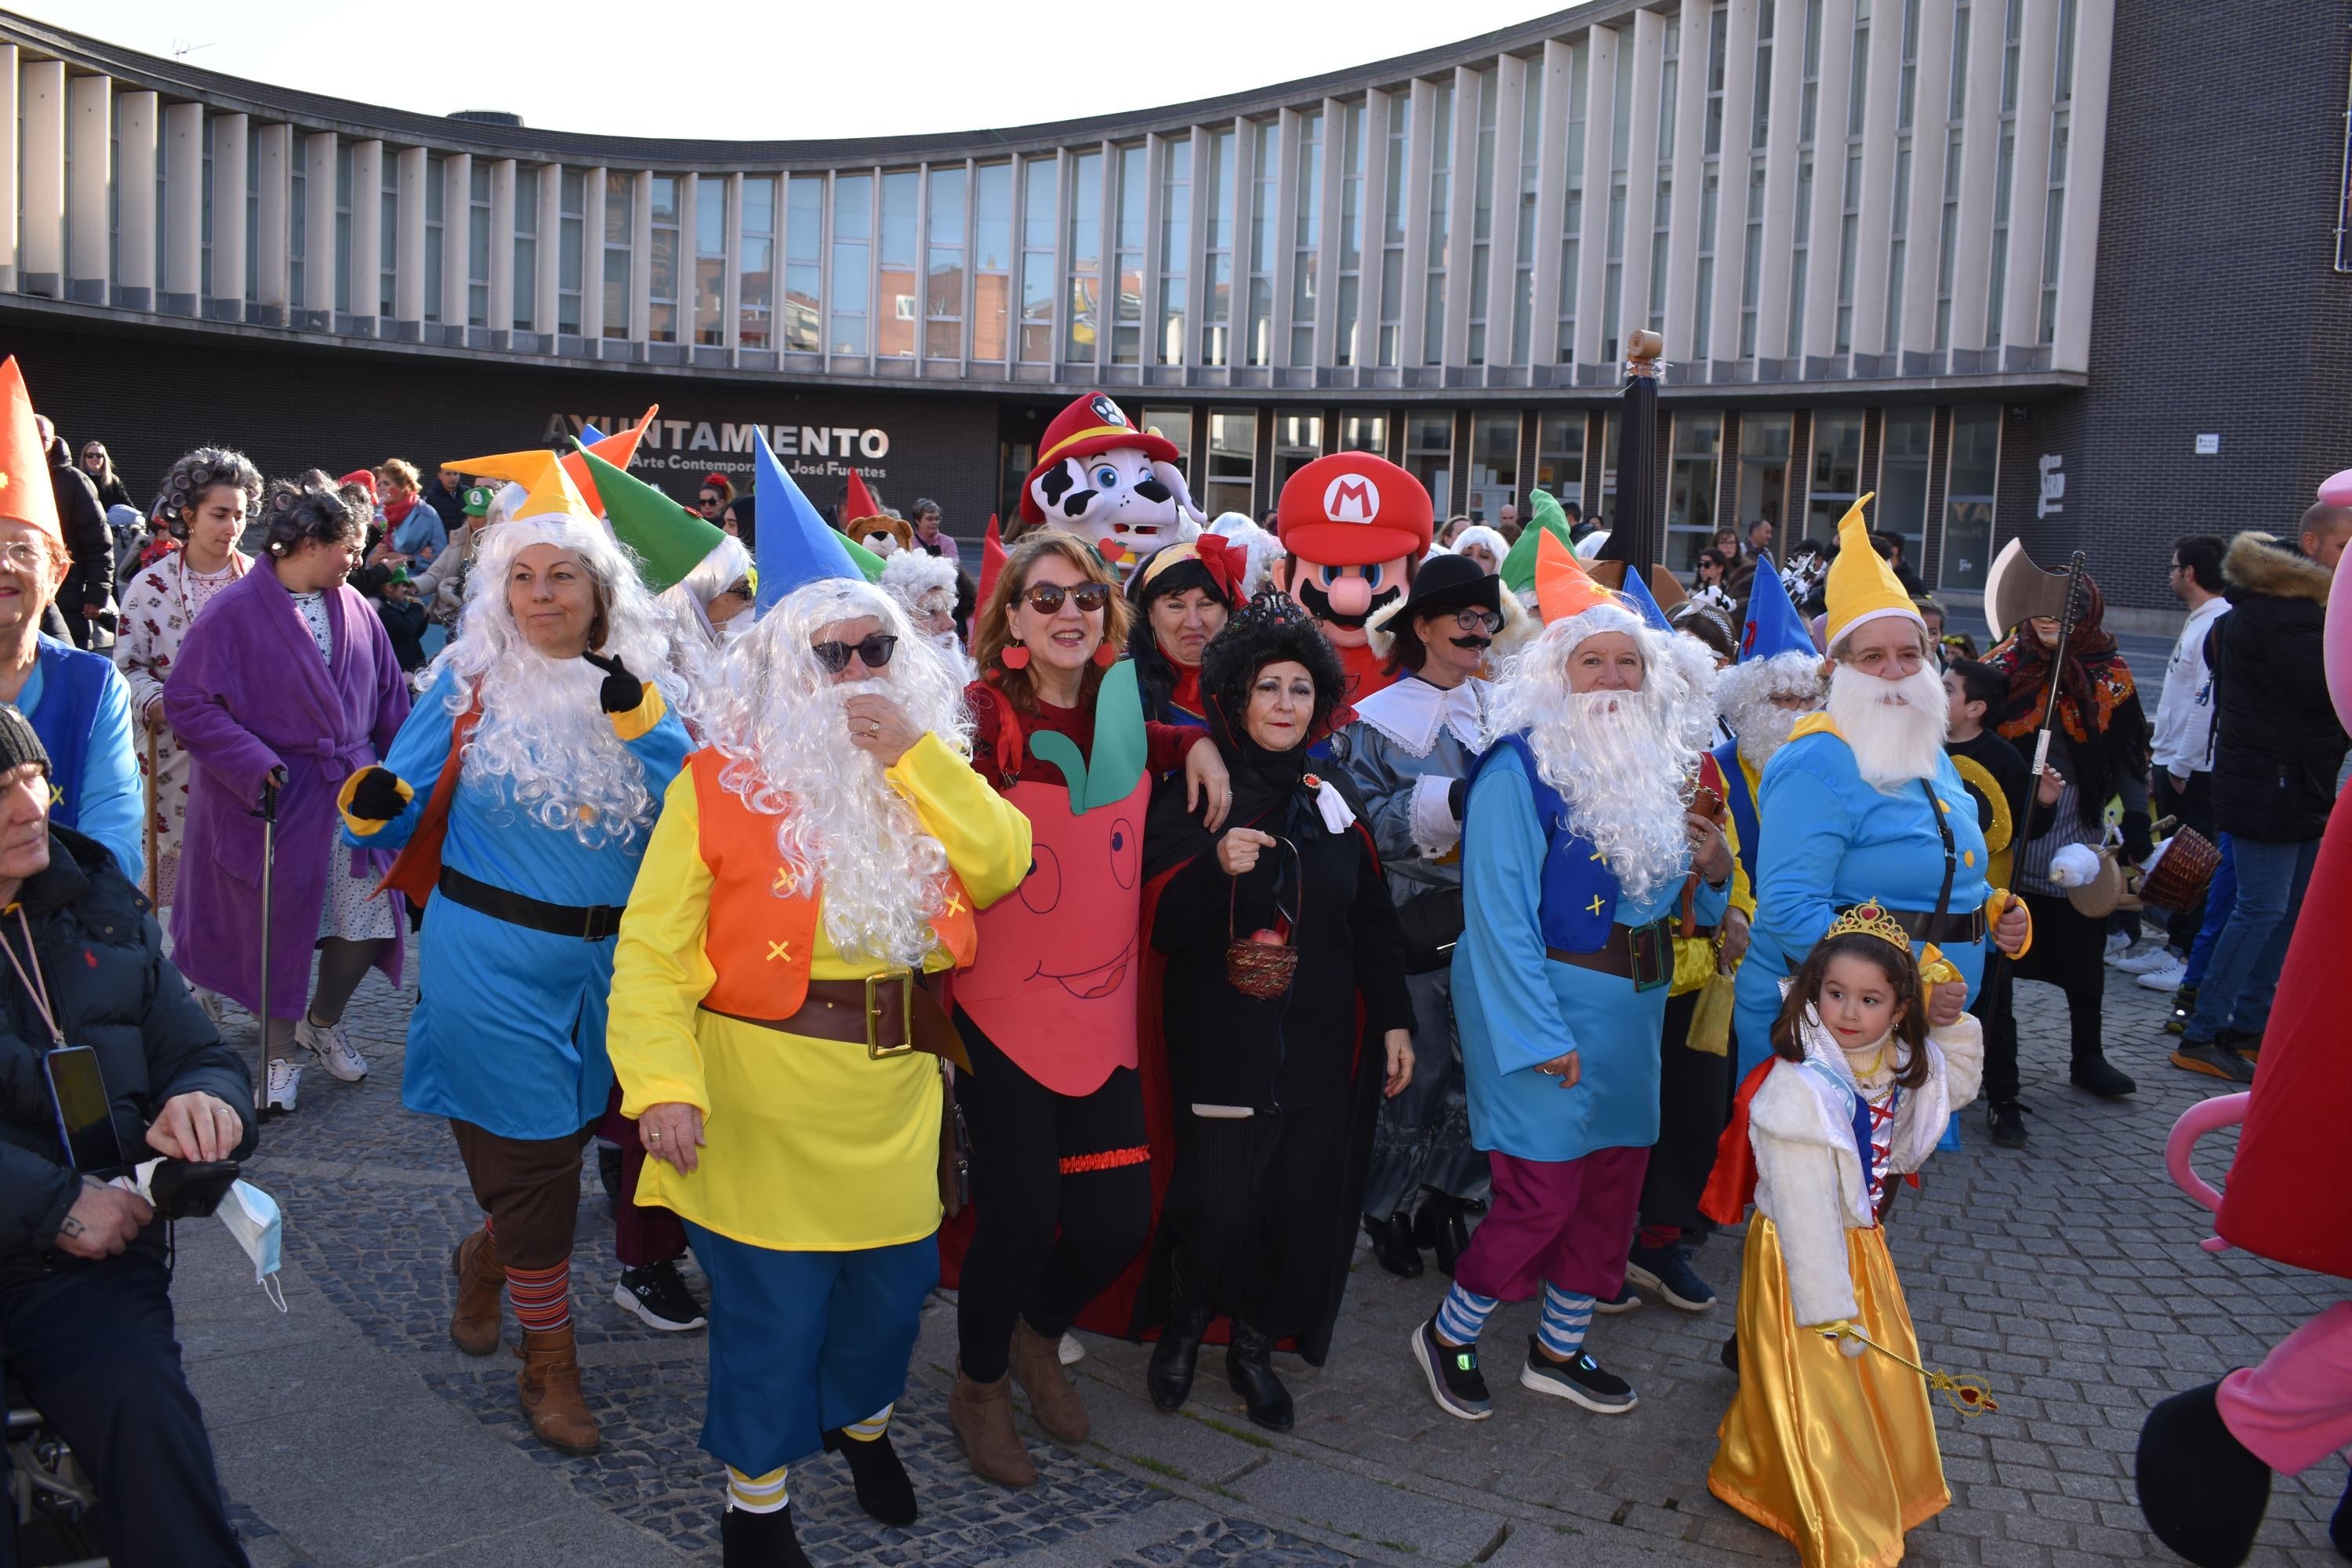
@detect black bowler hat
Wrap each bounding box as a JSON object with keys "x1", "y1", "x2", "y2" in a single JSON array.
[{"x1": 1370, "y1": 553, "x2": 1502, "y2": 647}]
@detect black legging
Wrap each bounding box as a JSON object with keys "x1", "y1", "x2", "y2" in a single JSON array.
[
  {"x1": 2009, "y1": 890, "x2": 2105, "y2": 1069},
  {"x1": 953, "y1": 1007, "x2": 1152, "y2": 1383}
]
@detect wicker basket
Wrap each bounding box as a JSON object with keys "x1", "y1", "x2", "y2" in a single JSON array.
[
  {"x1": 1225, "y1": 839, "x2": 1301, "y2": 1000},
  {"x1": 2140, "y1": 822, "x2": 2222, "y2": 913}
]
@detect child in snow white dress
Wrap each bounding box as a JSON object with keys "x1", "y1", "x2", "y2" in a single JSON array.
[{"x1": 1703, "y1": 901, "x2": 1983, "y2": 1568}]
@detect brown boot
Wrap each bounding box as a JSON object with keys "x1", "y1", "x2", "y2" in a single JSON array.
[
  {"x1": 1007, "y1": 1319, "x2": 1091, "y2": 1446},
  {"x1": 515, "y1": 1324, "x2": 600, "y2": 1456},
  {"x1": 449, "y1": 1229, "x2": 503, "y2": 1357},
  {"x1": 949, "y1": 1365, "x2": 1036, "y2": 1488}
]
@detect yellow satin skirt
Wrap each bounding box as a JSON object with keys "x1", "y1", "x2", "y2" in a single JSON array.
[{"x1": 1708, "y1": 1218, "x2": 1951, "y2": 1568}]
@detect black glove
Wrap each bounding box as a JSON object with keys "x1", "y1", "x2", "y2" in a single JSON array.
[
  {"x1": 346, "y1": 765, "x2": 407, "y2": 822},
  {"x1": 582, "y1": 650, "x2": 644, "y2": 715},
  {"x1": 1448, "y1": 777, "x2": 1469, "y2": 822}
]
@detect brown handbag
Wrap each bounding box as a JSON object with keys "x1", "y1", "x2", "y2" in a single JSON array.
[{"x1": 938, "y1": 1062, "x2": 969, "y2": 1218}]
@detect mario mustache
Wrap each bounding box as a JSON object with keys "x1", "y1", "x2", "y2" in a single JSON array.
[
  {"x1": 1294, "y1": 575, "x2": 1404, "y2": 630},
  {"x1": 1449, "y1": 634, "x2": 1493, "y2": 652}
]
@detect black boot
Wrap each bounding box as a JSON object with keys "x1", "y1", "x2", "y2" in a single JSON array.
[
  {"x1": 1363, "y1": 1211, "x2": 1424, "y2": 1278},
  {"x1": 822, "y1": 1425, "x2": 917, "y2": 1526},
  {"x1": 721, "y1": 1504, "x2": 815, "y2": 1567},
  {"x1": 2135, "y1": 1381, "x2": 2271, "y2": 1568},
  {"x1": 1226, "y1": 1320, "x2": 1294, "y2": 1432},
  {"x1": 1413, "y1": 1192, "x2": 1470, "y2": 1277},
  {"x1": 1148, "y1": 1267, "x2": 1213, "y2": 1413},
  {"x1": 1986, "y1": 1098, "x2": 2028, "y2": 1149}
]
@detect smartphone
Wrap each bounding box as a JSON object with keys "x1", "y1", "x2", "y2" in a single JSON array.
[{"x1": 43, "y1": 1045, "x2": 121, "y2": 1172}]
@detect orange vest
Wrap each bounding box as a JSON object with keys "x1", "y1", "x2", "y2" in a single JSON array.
[{"x1": 687, "y1": 748, "x2": 978, "y2": 1019}]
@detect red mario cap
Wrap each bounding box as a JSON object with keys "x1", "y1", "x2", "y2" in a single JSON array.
[
  {"x1": 1276, "y1": 452, "x2": 1433, "y2": 566},
  {"x1": 1018, "y1": 391, "x2": 1181, "y2": 524}
]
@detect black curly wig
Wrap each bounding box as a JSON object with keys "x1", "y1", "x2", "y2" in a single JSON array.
[
  {"x1": 260, "y1": 469, "x2": 369, "y2": 560},
  {"x1": 1199, "y1": 591, "x2": 1349, "y2": 746}
]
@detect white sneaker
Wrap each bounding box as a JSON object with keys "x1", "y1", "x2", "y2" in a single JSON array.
[
  {"x1": 2134, "y1": 956, "x2": 2190, "y2": 992},
  {"x1": 296, "y1": 1015, "x2": 369, "y2": 1082},
  {"x1": 2102, "y1": 930, "x2": 2134, "y2": 962},
  {"x1": 191, "y1": 985, "x2": 227, "y2": 1029},
  {"x1": 264, "y1": 1056, "x2": 302, "y2": 1114},
  {"x1": 2111, "y1": 945, "x2": 2174, "y2": 973},
  {"x1": 1058, "y1": 1332, "x2": 1085, "y2": 1367}
]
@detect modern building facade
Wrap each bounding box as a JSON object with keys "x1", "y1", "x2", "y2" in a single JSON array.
[{"x1": 0, "y1": 1, "x2": 2343, "y2": 615}]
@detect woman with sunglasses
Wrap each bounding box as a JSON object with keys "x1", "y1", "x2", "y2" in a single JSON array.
[
  {"x1": 1342, "y1": 554, "x2": 1525, "y2": 1279},
  {"x1": 944, "y1": 530, "x2": 1231, "y2": 1489},
  {"x1": 78, "y1": 441, "x2": 132, "y2": 512},
  {"x1": 1125, "y1": 536, "x2": 1243, "y2": 729}
]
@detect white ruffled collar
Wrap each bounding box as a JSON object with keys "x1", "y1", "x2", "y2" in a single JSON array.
[{"x1": 1350, "y1": 673, "x2": 1487, "y2": 757}]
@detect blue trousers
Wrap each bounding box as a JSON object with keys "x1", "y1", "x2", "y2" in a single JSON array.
[
  {"x1": 2182, "y1": 837, "x2": 2237, "y2": 989},
  {"x1": 2183, "y1": 835, "x2": 2319, "y2": 1044},
  {"x1": 684, "y1": 1224, "x2": 938, "y2": 1479}
]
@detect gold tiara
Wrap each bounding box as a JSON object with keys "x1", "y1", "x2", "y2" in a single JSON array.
[{"x1": 1827, "y1": 899, "x2": 1912, "y2": 955}]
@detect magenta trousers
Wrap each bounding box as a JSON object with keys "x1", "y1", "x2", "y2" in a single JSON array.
[
  {"x1": 1452, "y1": 1144, "x2": 1650, "y2": 1303},
  {"x1": 598, "y1": 1085, "x2": 686, "y2": 1269},
  {"x1": 2217, "y1": 1301, "x2": 2352, "y2": 1476}
]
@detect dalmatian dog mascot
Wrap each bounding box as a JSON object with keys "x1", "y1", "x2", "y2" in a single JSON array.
[
  {"x1": 1019, "y1": 391, "x2": 1203, "y2": 571},
  {"x1": 1270, "y1": 451, "x2": 1435, "y2": 702}
]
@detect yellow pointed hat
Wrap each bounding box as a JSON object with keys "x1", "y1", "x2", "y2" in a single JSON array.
[
  {"x1": 1534, "y1": 527, "x2": 1627, "y2": 626},
  {"x1": 447, "y1": 448, "x2": 597, "y2": 528},
  {"x1": 1822, "y1": 492, "x2": 1922, "y2": 650}
]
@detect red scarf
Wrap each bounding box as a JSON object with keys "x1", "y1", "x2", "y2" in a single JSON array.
[{"x1": 1167, "y1": 662, "x2": 1203, "y2": 720}]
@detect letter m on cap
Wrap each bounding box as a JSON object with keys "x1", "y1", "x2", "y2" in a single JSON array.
[{"x1": 1324, "y1": 474, "x2": 1381, "y2": 523}]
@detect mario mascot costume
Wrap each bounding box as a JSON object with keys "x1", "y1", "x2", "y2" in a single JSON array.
[
  {"x1": 1018, "y1": 392, "x2": 1204, "y2": 572},
  {"x1": 1270, "y1": 452, "x2": 1436, "y2": 702}
]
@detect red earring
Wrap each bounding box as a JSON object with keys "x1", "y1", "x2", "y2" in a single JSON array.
[
  {"x1": 1000, "y1": 645, "x2": 1031, "y2": 671},
  {"x1": 1091, "y1": 641, "x2": 1119, "y2": 668}
]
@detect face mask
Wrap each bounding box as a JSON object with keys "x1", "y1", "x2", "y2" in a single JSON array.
[{"x1": 218, "y1": 1179, "x2": 287, "y2": 1312}]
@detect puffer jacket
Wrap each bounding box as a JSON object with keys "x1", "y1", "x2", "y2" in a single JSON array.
[
  {"x1": 0, "y1": 826, "x2": 256, "y2": 1289},
  {"x1": 2207, "y1": 532, "x2": 2347, "y2": 842}
]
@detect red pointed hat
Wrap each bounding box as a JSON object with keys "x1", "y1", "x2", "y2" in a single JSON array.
[
  {"x1": 845, "y1": 469, "x2": 880, "y2": 522},
  {"x1": 1018, "y1": 392, "x2": 1180, "y2": 524},
  {"x1": 978, "y1": 514, "x2": 1007, "y2": 606},
  {"x1": 0, "y1": 359, "x2": 58, "y2": 542},
  {"x1": 1276, "y1": 451, "x2": 1433, "y2": 566}
]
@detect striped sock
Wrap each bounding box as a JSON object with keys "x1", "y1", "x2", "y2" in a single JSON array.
[
  {"x1": 1434, "y1": 1283, "x2": 1500, "y2": 1347},
  {"x1": 1537, "y1": 1282, "x2": 1595, "y2": 1362},
  {"x1": 726, "y1": 1465, "x2": 789, "y2": 1515},
  {"x1": 840, "y1": 1403, "x2": 893, "y2": 1443},
  {"x1": 505, "y1": 1259, "x2": 570, "y2": 1333}
]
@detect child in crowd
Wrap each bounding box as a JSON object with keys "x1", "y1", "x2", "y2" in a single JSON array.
[
  {"x1": 1703, "y1": 908, "x2": 1982, "y2": 1568},
  {"x1": 1944, "y1": 659, "x2": 2033, "y2": 1146}
]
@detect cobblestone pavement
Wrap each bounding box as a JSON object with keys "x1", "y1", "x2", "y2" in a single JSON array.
[{"x1": 171, "y1": 926, "x2": 2345, "y2": 1567}]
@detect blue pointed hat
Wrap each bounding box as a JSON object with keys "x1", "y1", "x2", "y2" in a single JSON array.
[
  {"x1": 579, "y1": 420, "x2": 606, "y2": 445},
  {"x1": 752, "y1": 426, "x2": 862, "y2": 612},
  {"x1": 1616, "y1": 566, "x2": 1675, "y2": 635},
  {"x1": 1737, "y1": 552, "x2": 1813, "y2": 662}
]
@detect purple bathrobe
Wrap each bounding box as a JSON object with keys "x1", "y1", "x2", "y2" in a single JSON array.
[{"x1": 164, "y1": 565, "x2": 410, "y2": 1019}]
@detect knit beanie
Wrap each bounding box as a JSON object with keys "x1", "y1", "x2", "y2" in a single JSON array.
[{"x1": 0, "y1": 704, "x2": 50, "y2": 779}]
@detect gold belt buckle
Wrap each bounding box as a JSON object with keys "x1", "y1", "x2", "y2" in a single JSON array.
[{"x1": 866, "y1": 971, "x2": 915, "y2": 1059}]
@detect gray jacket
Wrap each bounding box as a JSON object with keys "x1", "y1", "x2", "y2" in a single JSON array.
[{"x1": 1338, "y1": 673, "x2": 1490, "y2": 906}]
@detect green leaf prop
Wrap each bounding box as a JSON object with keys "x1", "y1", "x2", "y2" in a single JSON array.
[{"x1": 1025, "y1": 659, "x2": 1149, "y2": 813}]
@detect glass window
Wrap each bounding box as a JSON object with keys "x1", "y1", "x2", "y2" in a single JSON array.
[
  {"x1": 380, "y1": 155, "x2": 396, "y2": 318},
  {"x1": 784, "y1": 173, "x2": 822, "y2": 353},
  {"x1": 1666, "y1": 412, "x2": 1724, "y2": 569},
  {"x1": 1468, "y1": 412, "x2": 1518, "y2": 523},
  {"x1": 601, "y1": 170, "x2": 633, "y2": 340},
  {"x1": 1246, "y1": 123, "x2": 1277, "y2": 366},
  {"x1": 245, "y1": 136, "x2": 259, "y2": 304},
  {"x1": 1511, "y1": 68, "x2": 1543, "y2": 365},
  {"x1": 647, "y1": 173, "x2": 680, "y2": 344},
  {"x1": 1406, "y1": 412, "x2": 1454, "y2": 517},
  {"x1": 1019, "y1": 155, "x2": 1056, "y2": 362},
  {"x1": 1140, "y1": 408, "x2": 1193, "y2": 479},
  {"x1": 1940, "y1": 404, "x2": 2000, "y2": 589},
  {"x1": 831, "y1": 172, "x2": 873, "y2": 357},
  {"x1": 1207, "y1": 409, "x2": 1258, "y2": 518},
  {"x1": 1536, "y1": 413, "x2": 1584, "y2": 510},
  {"x1": 1336, "y1": 103, "x2": 1366, "y2": 366},
  {"x1": 1158, "y1": 141, "x2": 1189, "y2": 365},
  {"x1": 926, "y1": 165, "x2": 967, "y2": 361},
  {"x1": 1558, "y1": 42, "x2": 1587, "y2": 363},
  {"x1": 336, "y1": 143, "x2": 352, "y2": 316},
  {"x1": 740, "y1": 176, "x2": 775, "y2": 350},
  {"x1": 289, "y1": 149, "x2": 306, "y2": 310},
  {"x1": 877, "y1": 169, "x2": 917, "y2": 358},
  {"x1": 423, "y1": 156, "x2": 446, "y2": 321},
  {"x1": 1339, "y1": 414, "x2": 1387, "y2": 454},
  {"x1": 1066, "y1": 151, "x2": 1102, "y2": 363},
  {"x1": 973, "y1": 162, "x2": 1012, "y2": 361},
  {"x1": 1290, "y1": 111, "x2": 1323, "y2": 367},
  {"x1": 1735, "y1": 412, "x2": 1791, "y2": 540},
  {"x1": 1467, "y1": 70, "x2": 1495, "y2": 365},
  {"x1": 1423, "y1": 79, "x2": 1454, "y2": 365},
  {"x1": 1112, "y1": 144, "x2": 1145, "y2": 365},
  {"x1": 468, "y1": 162, "x2": 492, "y2": 328},
  {"x1": 557, "y1": 168, "x2": 583, "y2": 335},
  {"x1": 1273, "y1": 414, "x2": 1322, "y2": 495},
  {"x1": 513, "y1": 166, "x2": 538, "y2": 332},
  {"x1": 693, "y1": 174, "x2": 727, "y2": 347},
  {"x1": 1201, "y1": 129, "x2": 1235, "y2": 367},
  {"x1": 1380, "y1": 96, "x2": 1409, "y2": 367},
  {"x1": 1877, "y1": 407, "x2": 1933, "y2": 564},
  {"x1": 1804, "y1": 408, "x2": 1864, "y2": 539}
]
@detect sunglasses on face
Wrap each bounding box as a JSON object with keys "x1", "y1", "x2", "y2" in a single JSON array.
[
  {"x1": 810, "y1": 633, "x2": 898, "y2": 673},
  {"x1": 1018, "y1": 581, "x2": 1112, "y2": 615},
  {"x1": 1448, "y1": 607, "x2": 1504, "y2": 635}
]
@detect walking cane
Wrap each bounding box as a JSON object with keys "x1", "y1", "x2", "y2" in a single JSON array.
[
  {"x1": 140, "y1": 727, "x2": 158, "y2": 908},
  {"x1": 253, "y1": 771, "x2": 280, "y2": 1112}
]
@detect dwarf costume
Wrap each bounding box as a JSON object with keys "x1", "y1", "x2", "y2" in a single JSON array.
[{"x1": 1701, "y1": 905, "x2": 1983, "y2": 1568}]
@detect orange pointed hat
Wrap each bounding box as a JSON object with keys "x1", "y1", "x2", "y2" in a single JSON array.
[
  {"x1": 560, "y1": 405, "x2": 659, "y2": 517},
  {"x1": 0, "y1": 359, "x2": 60, "y2": 543},
  {"x1": 448, "y1": 447, "x2": 597, "y2": 528},
  {"x1": 1534, "y1": 528, "x2": 1626, "y2": 626}
]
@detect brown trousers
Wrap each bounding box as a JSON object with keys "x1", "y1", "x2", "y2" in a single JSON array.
[{"x1": 448, "y1": 1120, "x2": 593, "y2": 1272}]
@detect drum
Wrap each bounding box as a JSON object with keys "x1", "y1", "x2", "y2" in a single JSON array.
[{"x1": 2140, "y1": 825, "x2": 2221, "y2": 913}]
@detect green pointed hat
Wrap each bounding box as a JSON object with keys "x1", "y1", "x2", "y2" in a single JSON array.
[
  {"x1": 573, "y1": 443, "x2": 728, "y2": 593},
  {"x1": 1500, "y1": 488, "x2": 1576, "y2": 595},
  {"x1": 839, "y1": 529, "x2": 889, "y2": 584}
]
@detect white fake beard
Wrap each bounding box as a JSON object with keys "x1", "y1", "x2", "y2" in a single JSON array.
[
  {"x1": 1826, "y1": 660, "x2": 1951, "y2": 791},
  {"x1": 462, "y1": 648, "x2": 655, "y2": 848},
  {"x1": 1523, "y1": 687, "x2": 1693, "y2": 903},
  {"x1": 1716, "y1": 651, "x2": 1825, "y2": 773}
]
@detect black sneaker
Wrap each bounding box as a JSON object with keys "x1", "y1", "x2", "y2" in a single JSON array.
[
  {"x1": 2220, "y1": 1026, "x2": 2265, "y2": 1063},
  {"x1": 1986, "y1": 1098, "x2": 2028, "y2": 1148},
  {"x1": 2171, "y1": 1040, "x2": 2255, "y2": 1085},
  {"x1": 1519, "y1": 1335, "x2": 1638, "y2": 1414},
  {"x1": 2070, "y1": 1055, "x2": 2138, "y2": 1098},
  {"x1": 2164, "y1": 985, "x2": 2198, "y2": 1036},
  {"x1": 615, "y1": 1259, "x2": 708, "y2": 1331},
  {"x1": 1410, "y1": 1317, "x2": 1492, "y2": 1421}
]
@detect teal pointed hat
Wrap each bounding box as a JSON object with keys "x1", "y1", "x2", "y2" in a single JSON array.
[
  {"x1": 752, "y1": 427, "x2": 864, "y2": 611},
  {"x1": 1738, "y1": 552, "x2": 1813, "y2": 662}
]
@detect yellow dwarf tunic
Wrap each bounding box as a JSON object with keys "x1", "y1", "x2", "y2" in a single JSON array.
[{"x1": 606, "y1": 732, "x2": 1030, "y2": 1251}]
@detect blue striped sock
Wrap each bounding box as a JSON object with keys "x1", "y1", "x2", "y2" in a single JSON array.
[
  {"x1": 1537, "y1": 1282, "x2": 1595, "y2": 1361},
  {"x1": 1434, "y1": 1283, "x2": 1500, "y2": 1347}
]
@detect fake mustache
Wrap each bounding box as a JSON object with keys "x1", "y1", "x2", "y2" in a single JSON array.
[{"x1": 1449, "y1": 634, "x2": 1493, "y2": 651}]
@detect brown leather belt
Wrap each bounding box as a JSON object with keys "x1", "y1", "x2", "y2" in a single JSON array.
[
  {"x1": 1547, "y1": 917, "x2": 1675, "y2": 993},
  {"x1": 702, "y1": 975, "x2": 972, "y2": 1072},
  {"x1": 1875, "y1": 906, "x2": 1986, "y2": 946}
]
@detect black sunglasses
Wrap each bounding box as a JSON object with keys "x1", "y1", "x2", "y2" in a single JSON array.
[
  {"x1": 810, "y1": 633, "x2": 898, "y2": 673},
  {"x1": 1019, "y1": 581, "x2": 1112, "y2": 615}
]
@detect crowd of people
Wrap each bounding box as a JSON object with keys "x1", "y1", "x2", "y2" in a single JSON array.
[{"x1": 5, "y1": 361, "x2": 2346, "y2": 1568}]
